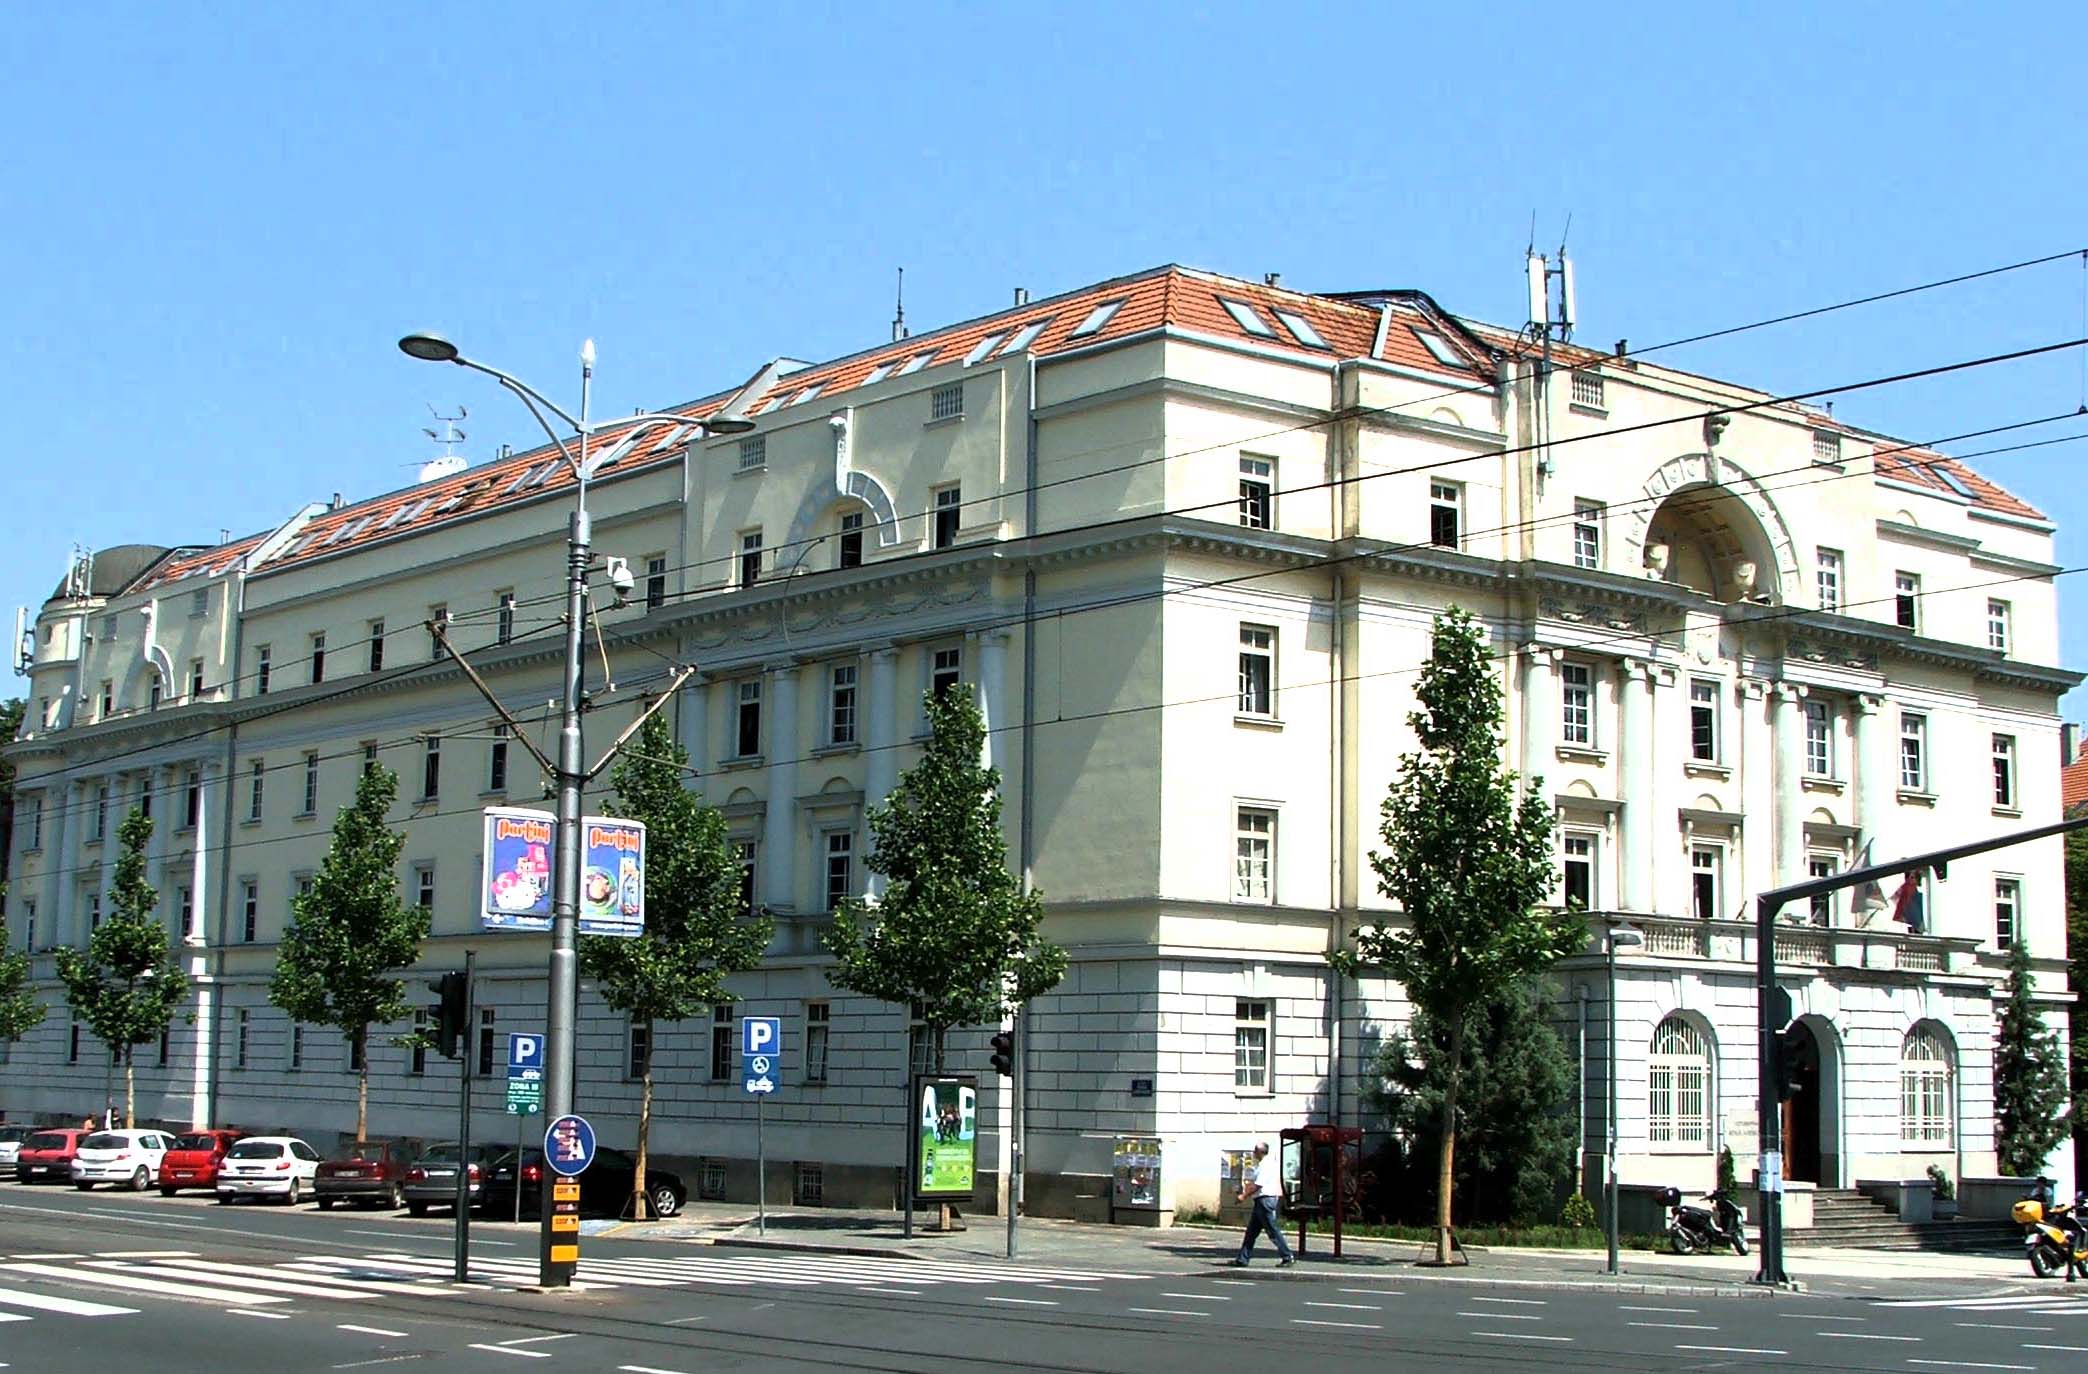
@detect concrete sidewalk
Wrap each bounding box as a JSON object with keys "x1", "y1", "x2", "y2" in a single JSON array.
[{"x1": 603, "y1": 1201, "x2": 2042, "y2": 1298}]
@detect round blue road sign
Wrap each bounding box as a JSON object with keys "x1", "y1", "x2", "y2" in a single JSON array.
[{"x1": 545, "y1": 1113, "x2": 596, "y2": 1176}]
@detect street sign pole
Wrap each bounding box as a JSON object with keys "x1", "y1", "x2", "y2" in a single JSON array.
[
  {"x1": 740, "y1": 1016, "x2": 780, "y2": 1237},
  {"x1": 454, "y1": 951, "x2": 474, "y2": 1284},
  {"x1": 756, "y1": 1089, "x2": 766, "y2": 1237}
]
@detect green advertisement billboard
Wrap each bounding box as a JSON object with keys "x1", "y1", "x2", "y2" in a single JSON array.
[{"x1": 913, "y1": 1075, "x2": 977, "y2": 1197}]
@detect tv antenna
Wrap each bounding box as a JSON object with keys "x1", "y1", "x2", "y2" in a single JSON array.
[{"x1": 422, "y1": 403, "x2": 469, "y2": 456}]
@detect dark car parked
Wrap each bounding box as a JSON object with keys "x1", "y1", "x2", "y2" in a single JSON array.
[
  {"x1": 478, "y1": 1146, "x2": 685, "y2": 1220},
  {"x1": 15, "y1": 1128, "x2": 90, "y2": 1184},
  {"x1": 401, "y1": 1141, "x2": 506, "y2": 1217},
  {"x1": 314, "y1": 1139, "x2": 419, "y2": 1210}
]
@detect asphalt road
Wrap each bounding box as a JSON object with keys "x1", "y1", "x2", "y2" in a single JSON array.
[{"x1": 3, "y1": 1182, "x2": 2085, "y2": 1373}]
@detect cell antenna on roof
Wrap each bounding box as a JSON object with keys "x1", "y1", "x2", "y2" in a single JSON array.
[
  {"x1": 418, "y1": 403, "x2": 471, "y2": 483},
  {"x1": 891, "y1": 267, "x2": 908, "y2": 342}
]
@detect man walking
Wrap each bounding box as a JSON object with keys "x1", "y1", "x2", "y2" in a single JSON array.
[{"x1": 1231, "y1": 1141, "x2": 1294, "y2": 1267}]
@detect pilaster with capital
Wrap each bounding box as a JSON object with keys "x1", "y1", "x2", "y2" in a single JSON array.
[
  {"x1": 1520, "y1": 645, "x2": 1556, "y2": 799},
  {"x1": 1736, "y1": 679, "x2": 1774, "y2": 903},
  {"x1": 1618, "y1": 660, "x2": 1656, "y2": 913},
  {"x1": 975, "y1": 630, "x2": 1010, "y2": 774},
  {"x1": 1853, "y1": 693, "x2": 1888, "y2": 843},
  {"x1": 675, "y1": 674, "x2": 709, "y2": 777},
  {"x1": 760, "y1": 664, "x2": 801, "y2": 912},
  {"x1": 1771, "y1": 683, "x2": 1807, "y2": 886},
  {"x1": 862, "y1": 646, "x2": 900, "y2": 898}
]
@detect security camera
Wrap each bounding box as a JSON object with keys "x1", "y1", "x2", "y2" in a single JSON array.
[{"x1": 605, "y1": 556, "x2": 635, "y2": 607}]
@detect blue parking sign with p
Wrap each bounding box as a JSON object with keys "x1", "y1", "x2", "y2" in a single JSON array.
[
  {"x1": 742, "y1": 1016, "x2": 779, "y2": 1058},
  {"x1": 508, "y1": 1033, "x2": 544, "y2": 1072}
]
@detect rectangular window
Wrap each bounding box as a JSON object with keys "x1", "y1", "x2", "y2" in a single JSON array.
[
  {"x1": 255, "y1": 645, "x2": 271, "y2": 695},
  {"x1": 1804, "y1": 700, "x2": 1833, "y2": 778},
  {"x1": 1562, "y1": 833, "x2": 1595, "y2": 910},
  {"x1": 804, "y1": 1002, "x2": 830, "y2": 1084},
  {"x1": 1816, "y1": 548, "x2": 1842, "y2": 612},
  {"x1": 428, "y1": 607, "x2": 447, "y2": 662},
  {"x1": 1238, "y1": 455, "x2": 1273, "y2": 531},
  {"x1": 411, "y1": 1008, "x2": 429, "y2": 1076},
  {"x1": 236, "y1": 1010, "x2": 250, "y2": 1070},
  {"x1": 735, "y1": 679, "x2": 762, "y2": 758},
  {"x1": 99, "y1": 680, "x2": 113, "y2": 718},
  {"x1": 26, "y1": 797, "x2": 40, "y2": 850},
  {"x1": 138, "y1": 779, "x2": 151, "y2": 821},
  {"x1": 158, "y1": 1025, "x2": 170, "y2": 1068},
  {"x1": 301, "y1": 751, "x2": 319, "y2": 816},
  {"x1": 188, "y1": 658, "x2": 205, "y2": 699},
  {"x1": 645, "y1": 556, "x2": 667, "y2": 610},
  {"x1": 739, "y1": 531, "x2": 763, "y2": 588},
  {"x1": 1559, "y1": 662, "x2": 1593, "y2": 747},
  {"x1": 1994, "y1": 878, "x2": 2021, "y2": 947},
  {"x1": 908, "y1": 1001, "x2": 943, "y2": 1078},
  {"x1": 710, "y1": 1004, "x2": 733, "y2": 1083},
  {"x1": 1988, "y1": 599, "x2": 2011, "y2": 653},
  {"x1": 496, "y1": 592, "x2": 515, "y2": 646},
  {"x1": 421, "y1": 734, "x2": 441, "y2": 800},
  {"x1": 414, "y1": 865, "x2": 436, "y2": 911},
  {"x1": 94, "y1": 784, "x2": 109, "y2": 840},
  {"x1": 838, "y1": 512, "x2": 864, "y2": 569},
  {"x1": 149, "y1": 675, "x2": 163, "y2": 711},
  {"x1": 737, "y1": 435, "x2": 766, "y2": 471},
  {"x1": 1429, "y1": 480, "x2": 1461, "y2": 549},
  {"x1": 825, "y1": 831, "x2": 853, "y2": 912},
  {"x1": 361, "y1": 741, "x2": 379, "y2": 775},
  {"x1": 87, "y1": 892, "x2": 101, "y2": 932},
  {"x1": 930, "y1": 382, "x2": 963, "y2": 421},
  {"x1": 190, "y1": 587, "x2": 209, "y2": 618},
  {"x1": 1691, "y1": 846, "x2": 1721, "y2": 922},
  {"x1": 1234, "y1": 807, "x2": 1274, "y2": 903},
  {"x1": 931, "y1": 646, "x2": 962, "y2": 704},
  {"x1": 290, "y1": 1023, "x2": 304, "y2": 1072},
  {"x1": 829, "y1": 663, "x2": 858, "y2": 745},
  {"x1": 242, "y1": 880, "x2": 258, "y2": 943},
  {"x1": 184, "y1": 770, "x2": 201, "y2": 830},
  {"x1": 477, "y1": 1007, "x2": 496, "y2": 1078},
  {"x1": 735, "y1": 840, "x2": 757, "y2": 915},
  {"x1": 247, "y1": 760, "x2": 264, "y2": 821},
  {"x1": 1808, "y1": 855, "x2": 1838, "y2": 925},
  {"x1": 1570, "y1": 369, "x2": 1605, "y2": 409},
  {"x1": 1234, "y1": 999, "x2": 1270, "y2": 1093},
  {"x1": 1993, "y1": 734, "x2": 2017, "y2": 809},
  {"x1": 933, "y1": 487, "x2": 961, "y2": 549},
  {"x1": 1895, "y1": 572, "x2": 1920, "y2": 631},
  {"x1": 1689, "y1": 679, "x2": 1719, "y2": 762},
  {"x1": 1237, "y1": 625, "x2": 1274, "y2": 717},
  {"x1": 1813, "y1": 429, "x2": 1842, "y2": 464},
  {"x1": 627, "y1": 1021, "x2": 651, "y2": 1081},
  {"x1": 348, "y1": 1029, "x2": 365, "y2": 1074},
  {"x1": 1900, "y1": 712, "x2": 1927, "y2": 791},
  {"x1": 368, "y1": 619, "x2": 385, "y2": 673},
  {"x1": 488, "y1": 724, "x2": 509, "y2": 793},
  {"x1": 1572, "y1": 501, "x2": 1602, "y2": 569},
  {"x1": 22, "y1": 899, "x2": 34, "y2": 952},
  {"x1": 177, "y1": 885, "x2": 193, "y2": 940},
  {"x1": 310, "y1": 633, "x2": 326, "y2": 684},
  {"x1": 69, "y1": 1020, "x2": 80, "y2": 1064}
]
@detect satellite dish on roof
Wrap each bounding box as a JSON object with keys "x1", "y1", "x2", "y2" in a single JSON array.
[{"x1": 418, "y1": 455, "x2": 468, "y2": 483}]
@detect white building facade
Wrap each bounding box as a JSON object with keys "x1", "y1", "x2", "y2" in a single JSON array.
[{"x1": 4, "y1": 264, "x2": 2073, "y2": 1218}]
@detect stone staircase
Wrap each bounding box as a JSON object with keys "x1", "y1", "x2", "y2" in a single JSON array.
[{"x1": 1793, "y1": 1188, "x2": 2023, "y2": 1253}]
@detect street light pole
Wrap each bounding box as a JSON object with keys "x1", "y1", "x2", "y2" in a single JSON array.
[{"x1": 398, "y1": 332, "x2": 750, "y2": 1288}]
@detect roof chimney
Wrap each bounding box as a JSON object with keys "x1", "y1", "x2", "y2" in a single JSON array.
[
  {"x1": 1014, "y1": 287, "x2": 1029, "y2": 306},
  {"x1": 2065, "y1": 722, "x2": 2082, "y2": 765},
  {"x1": 330, "y1": 492, "x2": 344, "y2": 510},
  {"x1": 1264, "y1": 272, "x2": 1281, "y2": 288},
  {"x1": 1615, "y1": 338, "x2": 1628, "y2": 357}
]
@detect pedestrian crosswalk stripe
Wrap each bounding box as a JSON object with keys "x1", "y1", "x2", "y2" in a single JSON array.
[
  {"x1": 0, "y1": 1314, "x2": 27, "y2": 1323},
  {"x1": 99, "y1": 1260, "x2": 376, "y2": 1301},
  {"x1": 0, "y1": 1286, "x2": 138, "y2": 1317},
  {"x1": 0, "y1": 1262, "x2": 284, "y2": 1306},
  {"x1": 1874, "y1": 1294, "x2": 2088, "y2": 1312}
]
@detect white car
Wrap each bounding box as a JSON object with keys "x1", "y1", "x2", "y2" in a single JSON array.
[
  {"x1": 215, "y1": 1136, "x2": 323, "y2": 1204},
  {"x1": 0, "y1": 1124, "x2": 36, "y2": 1178},
  {"x1": 72, "y1": 1130, "x2": 179, "y2": 1191}
]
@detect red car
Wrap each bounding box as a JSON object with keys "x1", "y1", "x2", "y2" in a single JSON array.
[
  {"x1": 15, "y1": 1128, "x2": 90, "y2": 1184},
  {"x1": 159, "y1": 1130, "x2": 243, "y2": 1196},
  {"x1": 314, "y1": 1139, "x2": 418, "y2": 1210}
]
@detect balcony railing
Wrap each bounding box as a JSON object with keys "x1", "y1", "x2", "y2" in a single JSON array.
[{"x1": 1578, "y1": 911, "x2": 1967, "y2": 976}]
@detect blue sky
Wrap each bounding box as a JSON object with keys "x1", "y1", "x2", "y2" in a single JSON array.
[{"x1": 4, "y1": 3, "x2": 2085, "y2": 707}]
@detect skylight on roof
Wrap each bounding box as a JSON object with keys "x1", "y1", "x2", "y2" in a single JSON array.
[
  {"x1": 1000, "y1": 319, "x2": 1051, "y2": 356},
  {"x1": 1930, "y1": 464, "x2": 1977, "y2": 500},
  {"x1": 963, "y1": 333, "x2": 1005, "y2": 366},
  {"x1": 1273, "y1": 310, "x2": 1328, "y2": 350},
  {"x1": 787, "y1": 384, "x2": 824, "y2": 407},
  {"x1": 1068, "y1": 300, "x2": 1123, "y2": 339},
  {"x1": 1220, "y1": 298, "x2": 1277, "y2": 338},
  {"x1": 1412, "y1": 329, "x2": 1469, "y2": 369},
  {"x1": 863, "y1": 361, "x2": 896, "y2": 386},
  {"x1": 897, "y1": 350, "x2": 937, "y2": 376}
]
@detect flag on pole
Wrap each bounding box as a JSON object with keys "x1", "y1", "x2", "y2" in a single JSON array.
[
  {"x1": 1849, "y1": 840, "x2": 1886, "y2": 914},
  {"x1": 1888, "y1": 871, "x2": 1926, "y2": 933}
]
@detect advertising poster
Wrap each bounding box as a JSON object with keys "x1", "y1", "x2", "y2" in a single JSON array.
[
  {"x1": 579, "y1": 815, "x2": 645, "y2": 938},
  {"x1": 481, "y1": 807, "x2": 554, "y2": 931},
  {"x1": 913, "y1": 1075, "x2": 977, "y2": 1197}
]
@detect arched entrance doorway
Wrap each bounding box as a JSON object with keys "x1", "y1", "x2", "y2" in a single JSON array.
[{"x1": 1779, "y1": 1015, "x2": 1843, "y2": 1185}]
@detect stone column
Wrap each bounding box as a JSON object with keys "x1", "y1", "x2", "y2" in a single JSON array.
[
  {"x1": 1738, "y1": 680, "x2": 1774, "y2": 905},
  {"x1": 43, "y1": 779, "x2": 74, "y2": 948},
  {"x1": 676, "y1": 675, "x2": 710, "y2": 773},
  {"x1": 761, "y1": 664, "x2": 801, "y2": 913},
  {"x1": 976, "y1": 630, "x2": 1009, "y2": 773},
  {"x1": 1619, "y1": 660, "x2": 1654, "y2": 914},
  {"x1": 142, "y1": 768, "x2": 169, "y2": 892},
  {"x1": 862, "y1": 646, "x2": 900, "y2": 899},
  {"x1": 96, "y1": 776, "x2": 118, "y2": 933},
  {"x1": 1772, "y1": 683, "x2": 1807, "y2": 887},
  {"x1": 1520, "y1": 645, "x2": 1555, "y2": 800},
  {"x1": 1853, "y1": 693, "x2": 1888, "y2": 845}
]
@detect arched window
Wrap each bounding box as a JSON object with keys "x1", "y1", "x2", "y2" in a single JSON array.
[
  {"x1": 1900, "y1": 1024, "x2": 1955, "y2": 1146},
  {"x1": 1648, "y1": 1016, "x2": 1713, "y2": 1148}
]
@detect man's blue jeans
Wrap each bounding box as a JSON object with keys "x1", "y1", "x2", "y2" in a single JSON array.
[{"x1": 1238, "y1": 1195, "x2": 1293, "y2": 1263}]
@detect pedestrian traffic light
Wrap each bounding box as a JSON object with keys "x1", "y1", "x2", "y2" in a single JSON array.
[
  {"x1": 432, "y1": 970, "x2": 468, "y2": 1060},
  {"x1": 989, "y1": 1030, "x2": 1015, "y2": 1078},
  {"x1": 1770, "y1": 1025, "x2": 1811, "y2": 1101}
]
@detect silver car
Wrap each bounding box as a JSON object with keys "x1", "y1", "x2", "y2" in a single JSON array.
[{"x1": 400, "y1": 1142, "x2": 505, "y2": 1217}]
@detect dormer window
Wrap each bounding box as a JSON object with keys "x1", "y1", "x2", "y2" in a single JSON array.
[
  {"x1": 1219, "y1": 299, "x2": 1276, "y2": 338},
  {"x1": 1068, "y1": 300, "x2": 1122, "y2": 339},
  {"x1": 1272, "y1": 310, "x2": 1328, "y2": 349}
]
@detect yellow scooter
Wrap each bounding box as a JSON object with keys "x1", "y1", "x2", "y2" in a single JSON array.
[{"x1": 2013, "y1": 1196, "x2": 2086, "y2": 1278}]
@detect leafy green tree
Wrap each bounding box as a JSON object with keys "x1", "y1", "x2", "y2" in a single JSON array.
[
  {"x1": 1340, "y1": 609, "x2": 1577, "y2": 1264},
  {"x1": 55, "y1": 809, "x2": 186, "y2": 1127},
  {"x1": 826, "y1": 687, "x2": 1066, "y2": 1064},
  {"x1": 0, "y1": 886, "x2": 48, "y2": 1045},
  {"x1": 1362, "y1": 978, "x2": 1575, "y2": 1224},
  {"x1": 268, "y1": 766, "x2": 428, "y2": 1139},
  {"x1": 581, "y1": 711, "x2": 772, "y2": 1218},
  {"x1": 1996, "y1": 937, "x2": 2070, "y2": 1177}
]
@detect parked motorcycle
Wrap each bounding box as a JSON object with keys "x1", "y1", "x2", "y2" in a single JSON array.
[
  {"x1": 2013, "y1": 1195, "x2": 2085, "y2": 1278},
  {"x1": 1662, "y1": 1186, "x2": 1749, "y2": 1255}
]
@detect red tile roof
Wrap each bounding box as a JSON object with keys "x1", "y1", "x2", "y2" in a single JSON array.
[
  {"x1": 2063, "y1": 749, "x2": 2088, "y2": 813},
  {"x1": 1871, "y1": 443, "x2": 2045, "y2": 520}
]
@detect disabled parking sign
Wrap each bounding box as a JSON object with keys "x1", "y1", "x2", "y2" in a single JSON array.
[{"x1": 742, "y1": 1016, "x2": 780, "y2": 1095}]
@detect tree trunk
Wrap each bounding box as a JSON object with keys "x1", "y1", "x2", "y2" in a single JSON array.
[
  {"x1": 1435, "y1": 1015, "x2": 1465, "y2": 1266},
  {"x1": 632, "y1": 1015, "x2": 653, "y2": 1220},
  {"x1": 355, "y1": 1026, "x2": 369, "y2": 1141},
  {"x1": 124, "y1": 1046, "x2": 135, "y2": 1130}
]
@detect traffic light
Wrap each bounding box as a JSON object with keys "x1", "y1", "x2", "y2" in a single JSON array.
[
  {"x1": 1770, "y1": 1025, "x2": 1811, "y2": 1101},
  {"x1": 432, "y1": 970, "x2": 468, "y2": 1060},
  {"x1": 989, "y1": 1030, "x2": 1015, "y2": 1078}
]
